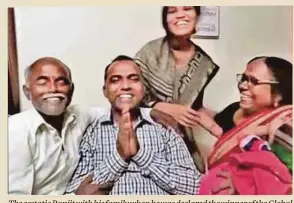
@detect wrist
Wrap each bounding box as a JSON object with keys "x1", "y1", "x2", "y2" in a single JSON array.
[{"x1": 209, "y1": 123, "x2": 223, "y2": 137}]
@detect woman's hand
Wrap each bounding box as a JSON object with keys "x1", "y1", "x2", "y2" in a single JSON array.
[
  {"x1": 150, "y1": 108, "x2": 182, "y2": 135},
  {"x1": 267, "y1": 114, "x2": 292, "y2": 144},
  {"x1": 153, "y1": 103, "x2": 222, "y2": 137},
  {"x1": 153, "y1": 103, "x2": 200, "y2": 127},
  {"x1": 241, "y1": 112, "x2": 292, "y2": 144}
]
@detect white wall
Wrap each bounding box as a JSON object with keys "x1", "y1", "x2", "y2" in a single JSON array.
[{"x1": 15, "y1": 6, "x2": 292, "y2": 112}]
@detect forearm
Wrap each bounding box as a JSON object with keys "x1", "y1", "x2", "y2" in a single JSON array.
[
  {"x1": 66, "y1": 147, "x2": 128, "y2": 194},
  {"x1": 153, "y1": 102, "x2": 173, "y2": 116},
  {"x1": 92, "y1": 147, "x2": 128, "y2": 184},
  {"x1": 133, "y1": 147, "x2": 200, "y2": 194}
]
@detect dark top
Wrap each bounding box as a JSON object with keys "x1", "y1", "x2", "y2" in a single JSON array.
[{"x1": 214, "y1": 102, "x2": 240, "y2": 133}]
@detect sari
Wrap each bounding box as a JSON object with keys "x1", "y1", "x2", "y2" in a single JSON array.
[
  {"x1": 198, "y1": 105, "x2": 292, "y2": 195},
  {"x1": 208, "y1": 105, "x2": 292, "y2": 168},
  {"x1": 134, "y1": 37, "x2": 219, "y2": 172}
]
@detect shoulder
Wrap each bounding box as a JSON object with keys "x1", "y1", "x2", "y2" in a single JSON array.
[
  {"x1": 8, "y1": 109, "x2": 37, "y2": 147},
  {"x1": 192, "y1": 42, "x2": 211, "y2": 60},
  {"x1": 9, "y1": 108, "x2": 35, "y2": 133},
  {"x1": 67, "y1": 105, "x2": 107, "y2": 123},
  {"x1": 214, "y1": 102, "x2": 240, "y2": 123},
  {"x1": 150, "y1": 122, "x2": 182, "y2": 142},
  {"x1": 82, "y1": 109, "x2": 110, "y2": 134},
  {"x1": 192, "y1": 42, "x2": 220, "y2": 70},
  {"x1": 220, "y1": 102, "x2": 240, "y2": 115},
  {"x1": 140, "y1": 37, "x2": 165, "y2": 50},
  {"x1": 135, "y1": 37, "x2": 166, "y2": 58},
  {"x1": 79, "y1": 110, "x2": 111, "y2": 149}
]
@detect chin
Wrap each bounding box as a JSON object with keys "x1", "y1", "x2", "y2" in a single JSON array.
[
  {"x1": 114, "y1": 105, "x2": 133, "y2": 112},
  {"x1": 240, "y1": 102, "x2": 251, "y2": 110},
  {"x1": 174, "y1": 32, "x2": 192, "y2": 38},
  {"x1": 40, "y1": 104, "x2": 66, "y2": 116}
]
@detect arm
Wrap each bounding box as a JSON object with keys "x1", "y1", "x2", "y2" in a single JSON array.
[
  {"x1": 92, "y1": 146, "x2": 129, "y2": 184},
  {"x1": 8, "y1": 120, "x2": 34, "y2": 194},
  {"x1": 65, "y1": 126, "x2": 115, "y2": 195},
  {"x1": 133, "y1": 128, "x2": 201, "y2": 195},
  {"x1": 65, "y1": 125, "x2": 95, "y2": 194},
  {"x1": 153, "y1": 102, "x2": 223, "y2": 137},
  {"x1": 86, "y1": 106, "x2": 107, "y2": 122},
  {"x1": 65, "y1": 121, "x2": 129, "y2": 194}
]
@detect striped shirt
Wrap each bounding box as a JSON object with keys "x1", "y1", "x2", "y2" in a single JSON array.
[{"x1": 65, "y1": 108, "x2": 201, "y2": 195}]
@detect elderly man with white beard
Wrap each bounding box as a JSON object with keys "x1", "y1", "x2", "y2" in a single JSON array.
[{"x1": 8, "y1": 57, "x2": 114, "y2": 195}]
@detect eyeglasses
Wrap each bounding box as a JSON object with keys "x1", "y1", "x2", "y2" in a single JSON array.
[{"x1": 236, "y1": 74, "x2": 279, "y2": 86}]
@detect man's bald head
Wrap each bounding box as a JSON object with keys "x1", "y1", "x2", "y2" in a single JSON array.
[{"x1": 25, "y1": 57, "x2": 72, "y2": 86}]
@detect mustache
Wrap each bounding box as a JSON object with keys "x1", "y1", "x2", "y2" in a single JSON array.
[{"x1": 42, "y1": 93, "x2": 66, "y2": 100}]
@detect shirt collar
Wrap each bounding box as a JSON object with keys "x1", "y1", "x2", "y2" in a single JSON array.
[
  {"x1": 29, "y1": 107, "x2": 77, "y2": 136},
  {"x1": 100, "y1": 107, "x2": 156, "y2": 126}
]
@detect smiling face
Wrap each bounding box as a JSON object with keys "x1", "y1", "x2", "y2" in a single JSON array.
[
  {"x1": 103, "y1": 60, "x2": 144, "y2": 113},
  {"x1": 23, "y1": 61, "x2": 73, "y2": 116},
  {"x1": 166, "y1": 6, "x2": 197, "y2": 37},
  {"x1": 238, "y1": 58, "x2": 280, "y2": 114}
]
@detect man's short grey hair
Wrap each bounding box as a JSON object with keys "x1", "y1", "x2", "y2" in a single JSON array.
[{"x1": 24, "y1": 57, "x2": 73, "y2": 84}]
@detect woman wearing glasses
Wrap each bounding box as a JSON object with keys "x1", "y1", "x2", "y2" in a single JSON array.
[{"x1": 195, "y1": 56, "x2": 292, "y2": 195}]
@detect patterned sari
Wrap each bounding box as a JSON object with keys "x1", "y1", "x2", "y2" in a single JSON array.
[
  {"x1": 208, "y1": 105, "x2": 292, "y2": 170},
  {"x1": 197, "y1": 105, "x2": 292, "y2": 195}
]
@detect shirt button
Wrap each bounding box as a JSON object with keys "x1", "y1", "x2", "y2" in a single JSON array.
[
  {"x1": 169, "y1": 182, "x2": 176, "y2": 189},
  {"x1": 141, "y1": 169, "x2": 150, "y2": 177}
]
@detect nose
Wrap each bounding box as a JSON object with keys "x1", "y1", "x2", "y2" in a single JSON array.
[
  {"x1": 48, "y1": 81, "x2": 58, "y2": 92},
  {"x1": 176, "y1": 8, "x2": 185, "y2": 18},
  {"x1": 121, "y1": 80, "x2": 131, "y2": 91},
  {"x1": 238, "y1": 80, "x2": 249, "y2": 91}
]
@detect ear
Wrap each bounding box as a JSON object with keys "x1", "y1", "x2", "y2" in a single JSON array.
[
  {"x1": 65, "y1": 83, "x2": 75, "y2": 106},
  {"x1": 103, "y1": 85, "x2": 107, "y2": 98},
  {"x1": 23, "y1": 85, "x2": 32, "y2": 100},
  {"x1": 69, "y1": 83, "x2": 75, "y2": 98},
  {"x1": 273, "y1": 94, "x2": 282, "y2": 107}
]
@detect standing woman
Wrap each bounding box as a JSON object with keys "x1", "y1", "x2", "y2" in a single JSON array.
[{"x1": 134, "y1": 6, "x2": 221, "y2": 172}]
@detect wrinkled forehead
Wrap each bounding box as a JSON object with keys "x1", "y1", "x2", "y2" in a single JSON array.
[
  {"x1": 107, "y1": 60, "x2": 141, "y2": 78},
  {"x1": 29, "y1": 61, "x2": 70, "y2": 80}
]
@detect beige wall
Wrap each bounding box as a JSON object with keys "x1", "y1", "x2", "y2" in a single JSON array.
[{"x1": 15, "y1": 6, "x2": 292, "y2": 112}]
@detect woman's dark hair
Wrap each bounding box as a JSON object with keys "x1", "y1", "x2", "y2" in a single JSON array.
[
  {"x1": 248, "y1": 56, "x2": 292, "y2": 105},
  {"x1": 162, "y1": 6, "x2": 201, "y2": 35}
]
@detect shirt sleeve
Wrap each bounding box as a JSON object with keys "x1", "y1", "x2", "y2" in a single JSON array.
[
  {"x1": 64, "y1": 125, "x2": 94, "y2": 194},
  {"x1": 132, "y1": 127, "x2": 201, "y2": 195},
  {"x1": 8, "y1": 118, "x2": 34, "y2": 194},
  {"x1": 92, "y1": 144, "x2": 129, "y2": 184}
]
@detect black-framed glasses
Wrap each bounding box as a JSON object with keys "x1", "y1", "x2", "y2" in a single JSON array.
[{"x1": 236, "y1": 73, "x2": 279, "y2": 86}]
